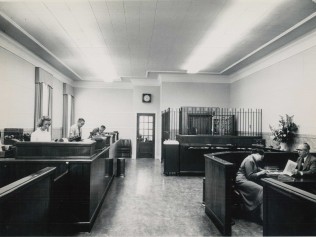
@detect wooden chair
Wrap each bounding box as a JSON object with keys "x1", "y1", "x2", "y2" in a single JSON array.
[{"x1": 116, "y1": 139, "x2": 132, "y2": 158}]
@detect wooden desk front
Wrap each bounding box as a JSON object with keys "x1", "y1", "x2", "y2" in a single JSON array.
[
  {"x1": 0, "y1": 142, "x2": 116, "y2": 232},
  {"x1": 262, "y1": 177, "x2": 316, "y2": 236}
]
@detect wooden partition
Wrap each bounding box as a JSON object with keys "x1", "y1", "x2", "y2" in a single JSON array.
[
  {"x1": 15, "y1": 141, "x2": 96, "y2": 158},
  {"x1": 262, "y1": 178, "x2": 316, "y2": 236},
  {"x1": 0, "y1": 167, "x2": 55, "y2": 235},
  {"x1": 204, "y1": 151, "x2": 299, "y2": 236},
  {"x1": 0, "y1": 139, "x2": 119, "y2": 232},
  {"x1": 204, "y1": 155, "x2": 234, "y2": 235},
  {"x1": 176, "y1": 135, "x2": 266, "y2": 174}
]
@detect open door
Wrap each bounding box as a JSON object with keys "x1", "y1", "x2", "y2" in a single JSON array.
[{"x1": 137, "y1": 113, "x2": 155, "y2": 158}]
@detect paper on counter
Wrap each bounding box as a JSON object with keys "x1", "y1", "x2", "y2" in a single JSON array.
[{"x1": 282, "y1": 160, "x2": 297, "y2": 176}]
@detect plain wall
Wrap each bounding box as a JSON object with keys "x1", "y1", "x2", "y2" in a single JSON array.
[
  {"x1": 74, "y1": 86, "x2": 161, "y2": 159},
  {"x1": 74, "y1": 87, "x2": 134, "y2": 141},
  {"x1": 0, "y1": 47, "x2": 35, "y2": 131},
  {"x1": 0, "y1": 31, "x2": 73, "y2": 141},
  {"x1": 133, "y1": 86, "x2": 161, "y2": 159},
  {"x1": 230, "y1": 29, "x2": 316, "y2": 149},
  {"x1": 161, "y1": 82, "x2": 230, "y2": 110}
]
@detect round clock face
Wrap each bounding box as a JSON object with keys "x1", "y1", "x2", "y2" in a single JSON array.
[
  {"x1": 143, "y1": 94, "x2": 151, "y2": 102},
  {"x1": 144, "y1": 95, "x2": 150, "y2": 102}
]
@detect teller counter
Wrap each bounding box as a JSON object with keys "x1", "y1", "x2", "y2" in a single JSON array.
[
  {"x1": 175, "y1": 135, "x2": 266, "y2": 175},
  {"x1": 0, "y1": 139, "x2": 120, "y2": 233},
  {"x1": 203, "y1": 151, "x2": 298, "y2": 236}
]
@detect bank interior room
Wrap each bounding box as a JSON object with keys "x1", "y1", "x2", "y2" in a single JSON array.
[{"x1": 1, "y1": 0, "x2": 316, "y2": 236}]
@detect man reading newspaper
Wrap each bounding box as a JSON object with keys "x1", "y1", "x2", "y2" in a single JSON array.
[{"x1": 291, "y1": 143, "x2": 316, "y2": 177}]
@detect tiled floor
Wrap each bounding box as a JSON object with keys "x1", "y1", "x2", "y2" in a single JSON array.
[{"x1": 78, "y1": 159, "x2": 262, "y2": 236}]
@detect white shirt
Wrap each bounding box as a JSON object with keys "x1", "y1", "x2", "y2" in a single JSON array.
[
  {"x1": 31, "y1": 128, "x2": 51, "y2": 142},
  {"x1": 69, "y1": 124, "x2": 81, "y2": 137}
]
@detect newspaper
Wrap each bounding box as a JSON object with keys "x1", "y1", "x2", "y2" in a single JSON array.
[
  {"x1": 266, "y1": 160, "x2": 297, "y2": 177},
  {"x1": 281, "y1": 160, "x2": 297, "y2": 176}
]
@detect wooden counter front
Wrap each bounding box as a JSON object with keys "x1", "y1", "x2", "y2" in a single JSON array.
[
  {"x1": 0, "y1": 140, "x2": 119, "y2": 232},
  {"x1": 15, "y1": 140, "x2": 96, "y2": 159}
]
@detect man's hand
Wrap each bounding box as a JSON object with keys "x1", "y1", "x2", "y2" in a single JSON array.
[{"x1": 292, "y1": 169, "x2": 303, "y2": 176}]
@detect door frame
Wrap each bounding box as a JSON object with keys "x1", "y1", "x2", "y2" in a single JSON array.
[{"x1": 136, "y1": 113, "x2": 155, "y2": 158}]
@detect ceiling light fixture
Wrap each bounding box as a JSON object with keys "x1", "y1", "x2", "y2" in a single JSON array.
[{"x1": 182, "y1": 0, "x2": 286, "y2": 74}]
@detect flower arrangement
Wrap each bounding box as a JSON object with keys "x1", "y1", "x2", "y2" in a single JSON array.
[{"x1": 269, "y1": 114, "x2": 298, "y2": 144}]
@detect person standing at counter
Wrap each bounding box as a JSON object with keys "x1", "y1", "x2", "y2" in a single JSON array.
[
  {"x1": 235, "y1": 149, "x2": 267, "y2": 222},
  {"x1": 89, "y1": 125, "x2": 106, "y2": 138},
  {"x1": 31, "y1": 116, "x2": 52, "y2": 142},
  {"x1": 69, "y1": 118, "x2": 85, "y2": 139}
]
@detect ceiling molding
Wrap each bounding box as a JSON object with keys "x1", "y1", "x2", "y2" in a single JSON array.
[
  {"x1": 159, "y1": 73, "x2": 230, "y2": 84},
  {"x1": 0, "y1": 31, "x2": 74, "y2": 86},
  {"x1": 0, "y1": 11, "x2": 82, "y2": 82},
  {"x1": 130, "y1": 79, "x2": 161, "y2": 87},
  {"x1": 230, "y1": 26, "x2": 316, "y2": 83},
  {"x1": 73, "y1": 81, "x2": 133, "y2": 89},
  {"x1": 0, "y1": 1, "x2": 315, "y2": 85},
  {"x1": 222, "y1": 12, "x2": 316, "y2": 75}
]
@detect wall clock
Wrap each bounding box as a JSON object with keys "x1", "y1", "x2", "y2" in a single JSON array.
[{"x1": 142, "y1": 93, "x2": 152, "y2": 103}]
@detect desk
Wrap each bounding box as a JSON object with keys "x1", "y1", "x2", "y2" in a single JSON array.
[
  {"x1": 267, "y1": 174, "x2": 316, "y2": 194},
  {"x1": 0, "y1": 140, "x2": 119, "y2": 232},
  {"x1": 262, "y1": 177, "x2": 316, "y2": 236},
  {"x1": 204, "y1": 151, "x2": 298, "y2": 236}
]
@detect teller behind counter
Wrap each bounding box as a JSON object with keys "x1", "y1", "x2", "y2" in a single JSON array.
[
  {"x1": 31, "y1": 116, "x2": 52, "y2": 142},
  {"x1": 89, "y1": 125, "x2": 106, "y2": 138},
  {"x1": 31, "y1": 117, "x2": 86, "y2": 143},
  {"x1": 68, "y1": 118, "x2": 85, "y2": 142}
]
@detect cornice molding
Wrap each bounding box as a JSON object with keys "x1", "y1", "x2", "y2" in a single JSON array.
[
  {"x1": 73, "y1": 81, "x2": 133, "y2": 89},
  {"x1": 130, "y1": 79, "x2": 161, "y2": 87},
  {"x1": 0, "y1": 31, "x2": 74, "y2": 86},
  {"x1": 230, "y1": 24, "x2": 316, "y2": 83},
  {"x1": 159, "y1": 73, "x2": 230, "y2": 84},
  {"x1": 0, "y1": 11, "x2": 81, "y2": 83}
]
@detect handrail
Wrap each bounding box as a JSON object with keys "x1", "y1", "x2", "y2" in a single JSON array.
[
  {"x1": 0, "y1": 167, "x2": 56, "y2": 199},
  {"x1": 262, "y1": 178, "x2": 316, "y2": 202}
]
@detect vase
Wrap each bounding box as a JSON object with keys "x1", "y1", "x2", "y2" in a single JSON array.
[{"x1": 280, "y1": 142, "x2": 289, "y2": 151}]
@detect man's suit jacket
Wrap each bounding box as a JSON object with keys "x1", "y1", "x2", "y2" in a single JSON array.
[
  {"x1": 89, "y1": 127, "x2": 106, "y2": 138},
  {"x1": 297, "y1": 154, "x2": 316, "y2": 176},
  {"x1": 89, "y1": 127, "x2": 100, "y2": 138}
]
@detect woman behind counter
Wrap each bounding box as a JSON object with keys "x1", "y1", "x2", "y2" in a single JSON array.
[
  {"x1": 235, "y1": 149, "x2": 267, "y2": 222},
  {"x1": 31, "y1": 116, "x2": 52, "y2": 142}
]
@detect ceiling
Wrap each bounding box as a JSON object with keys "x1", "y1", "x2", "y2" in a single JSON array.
[{"x1": 0, "y1": 0, "x2": 315, "y2": 82}]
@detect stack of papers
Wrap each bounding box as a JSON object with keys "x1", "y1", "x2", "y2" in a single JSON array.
[
  {"x1": 266, "y1": 160, "x2": 297, "y2": 177},
  {"x1": 282, "y1": 160, "x2": 297, "y2": 176}
]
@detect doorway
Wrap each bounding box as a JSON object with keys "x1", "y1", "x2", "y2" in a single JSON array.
[{"x1": 137, "y1": 113, "x2": 155, "y2": 158}]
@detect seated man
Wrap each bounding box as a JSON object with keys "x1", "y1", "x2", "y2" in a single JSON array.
[
  {"x1": 69, "y1": 118, "x2": 85, "y2": 140},
  {"x1": 292, "y1": 143, "x2": 316, "y2": 177},
  {"x1": 89, "y1": 125, "x2": 106, "y2": 138}
]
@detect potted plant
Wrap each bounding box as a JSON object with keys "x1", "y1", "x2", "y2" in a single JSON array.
[{"x1": 269, "y1": 114, "x2": 298, "y2": 151}]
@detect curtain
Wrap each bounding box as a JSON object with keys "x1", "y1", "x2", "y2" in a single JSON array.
[
  {"x1": 62, "y1": 83, "x2": 75, "y2": 138},
  {"x1": 62, "y1": 94, "x2": 68, "y2": 138},
  {"x1": 34, "y1": 67, "x2": 54, "y2": 133},
  {"x1": 71, "y1": 95, "x2": 75, "y2": 126},
  {"x1": 34, "y1": 83, "x2": 43, "y2": 131},
  {"x1": 48, "y1": 85, "x2": 53, "y2": 135}
]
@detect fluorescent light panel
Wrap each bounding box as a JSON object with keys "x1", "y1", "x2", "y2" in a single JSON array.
[{"x1": 182, "y1": 0, "x2": 286, "y2": 74}]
